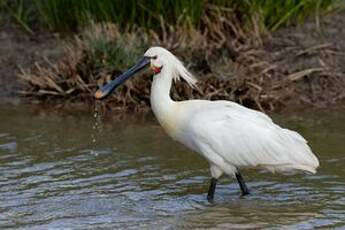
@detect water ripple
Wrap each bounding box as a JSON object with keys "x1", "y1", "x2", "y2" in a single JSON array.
[{"x1": 0, "y1": 106, "x2": 345, "y2": 229}]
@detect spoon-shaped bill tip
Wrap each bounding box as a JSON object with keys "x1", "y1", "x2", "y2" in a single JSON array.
[
  {"x1": 94, "y1": 90, "x2": 106, "y2": 99},
  {"x1": 94, "y1": 56, "x2": 150, "y2": 100}
]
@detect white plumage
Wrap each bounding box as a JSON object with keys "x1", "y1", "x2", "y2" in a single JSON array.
[
  {"x1": 97, "y1": 46, "x2": 320, "y2": 199},
  {"x1": 184, "y1": 100, "x2": 319, "y2": 176},
  {"x1": 145, "y1": 47, "x2": 319, "y2": 181}
]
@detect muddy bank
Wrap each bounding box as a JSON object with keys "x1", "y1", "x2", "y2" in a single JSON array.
[
  {"x1": 2, "y1": 12, "x2": 345, "y2": 112},
  {"x1": 0, "y1": 17, "x2": 64, "y2": 103},
  {"x1": 261, "y1": 12, "x2": 345, "y2": 108}
]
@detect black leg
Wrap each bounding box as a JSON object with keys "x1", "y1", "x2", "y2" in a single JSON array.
[
  {"x1": 207, "y1": 178, "x2": 217, "y2": 201},
  {"x1": 235, "y1": 172, "x2": 250, "y2": 196}
]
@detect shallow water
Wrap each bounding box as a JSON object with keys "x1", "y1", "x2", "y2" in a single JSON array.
[{"x1": 0, "y1": 105, "x2": 344, "y2": 229}]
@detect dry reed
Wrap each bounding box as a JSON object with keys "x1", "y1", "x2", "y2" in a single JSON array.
[{"x1": 18, "y1": 12, "x2": 345, "y2": 112}]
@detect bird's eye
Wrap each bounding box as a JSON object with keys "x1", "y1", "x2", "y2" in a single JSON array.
[{"x1": 152, "y1": 55, "x2": 158, "y2": 60}]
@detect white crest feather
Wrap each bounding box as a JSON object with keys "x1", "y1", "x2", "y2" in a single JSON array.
[
  {"x1": 144, "y1": 47, "x2": 198, "y2": 88},
  {"x1": 171, "y1": 57, "x2": 198, "y2": 88}
]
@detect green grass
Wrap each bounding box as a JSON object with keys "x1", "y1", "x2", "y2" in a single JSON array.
[
  {"x1": 244, "y1": 0, "x2": 337, "y2": 31},
  {"x1": 1, "y1": 0, "x2": 341, "y2": 33},
  {"x1": 1, "y1": 0, "x2": 35, "y2": 34},
  {"x1": 32, "y1": 0, "x2": 204, "y2": 31}
]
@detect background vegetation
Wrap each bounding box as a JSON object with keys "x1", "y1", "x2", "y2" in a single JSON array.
[
  {"x1": 1, "y1": 0, "x2": 339, "y2": 33},
  {"x1": 1, "y1": 0, "x2": 344, "y2": 112}
]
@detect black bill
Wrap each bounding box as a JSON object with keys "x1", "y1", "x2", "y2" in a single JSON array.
[{"x1": 94, "y1": 56, "x2": 150, "y2": 99}]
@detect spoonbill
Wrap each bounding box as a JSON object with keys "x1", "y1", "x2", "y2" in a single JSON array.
[{"x1": 95, "y1": 47, "x2": 319, "y2": 201}]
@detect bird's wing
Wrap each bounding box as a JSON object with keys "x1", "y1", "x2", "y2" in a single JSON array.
[{"x1": 186, "y1": 101, "x2": 319, "y2": 173}]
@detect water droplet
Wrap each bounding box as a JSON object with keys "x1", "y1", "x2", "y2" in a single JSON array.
[
  {"x1": 90, "y1": 149, "x2": 99, "y2": 156},
  {"x1": 91, "y1": 101, "x2": 102, "y2": 147}
]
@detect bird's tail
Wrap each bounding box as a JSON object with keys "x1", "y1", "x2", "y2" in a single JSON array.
[
  {"x1": 264, "y1": 162, "x2": 318, "y2": 174},
  {"x1": 283, "y1": 129, "x2": 320, "y2": 173}
]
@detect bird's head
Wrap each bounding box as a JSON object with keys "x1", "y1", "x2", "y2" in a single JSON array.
[
  {"x1": 94, "y1": 46, "x2": 196, "y2": 99},
  {"x1": 144, "y1": 47, "x2": 167, "y2": 74}
]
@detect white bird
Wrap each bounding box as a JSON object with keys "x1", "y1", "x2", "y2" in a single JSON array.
[{"x1": 95, "y1": 47, "x2": 320, "y2": 201}]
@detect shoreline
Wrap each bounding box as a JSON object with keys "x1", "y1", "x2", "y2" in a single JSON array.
[{"x1": 1, "y1": 12, "x2": 345, "y2": 113}]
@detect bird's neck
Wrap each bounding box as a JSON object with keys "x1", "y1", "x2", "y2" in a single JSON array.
[
  {"x1": 151, "y1": 71, "x2": 175, "y2": 116},
  {"x1": 150, "y1": 71, "x2": 178, "y2": 137}
]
